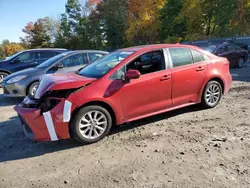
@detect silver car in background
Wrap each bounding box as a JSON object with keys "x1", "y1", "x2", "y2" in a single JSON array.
[{"x1": 2, "y1": 50, "x2": 108, "y2": 97}]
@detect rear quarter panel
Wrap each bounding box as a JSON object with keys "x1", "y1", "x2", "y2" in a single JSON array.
[{"x1": 199, "y1": 57, "x2": 232, "y2": 99}]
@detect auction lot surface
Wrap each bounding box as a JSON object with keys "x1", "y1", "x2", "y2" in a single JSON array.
[{"x1": 1, "y1": 63, "x2": 250, "y2": 188}]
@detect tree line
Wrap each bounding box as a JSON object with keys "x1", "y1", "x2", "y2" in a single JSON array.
[{"x1": 1, "y1": 0, "x2": 250, "y2": 59}]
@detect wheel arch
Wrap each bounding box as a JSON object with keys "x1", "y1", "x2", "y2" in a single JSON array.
[
  {"x1": 26, "y1": 80, "x2": 40, "y2": 96},
  {"x1": 202, "y1": 76, "x2": 225, "y2": 95},
  {"x1": 69, "y1": 100, "x2": 117, "y2": 136},
  {"x1": 0, "y1": 69, "x2": 11, "y2": 75}
]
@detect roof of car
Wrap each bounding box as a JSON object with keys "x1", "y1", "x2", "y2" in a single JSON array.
[
  {"x1": 120, "y1": 44, "x2": 199, "y2": 52},
  {"x1": 74, "y1": 50, "x2": 109, "y2": 54},
  {"x1": 25, "y1": 48, "x2": 69, "y2": 52}
]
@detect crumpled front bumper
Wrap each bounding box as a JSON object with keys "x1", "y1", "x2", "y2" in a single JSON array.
[{"x1": 14, "y1": 97, "x2": 77, "y2": 141}]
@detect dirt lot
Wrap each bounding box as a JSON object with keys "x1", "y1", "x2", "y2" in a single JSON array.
[{"x1": 0, "y1": 63, "x2": 250, "y2": 188}]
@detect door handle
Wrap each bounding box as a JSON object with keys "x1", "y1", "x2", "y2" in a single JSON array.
[
  {"x1": 196, "y1": 67, "x2": 205, "y2": 71},
  {"x1": 160, "y1": 75, "x2": 171, "y2": 81}
]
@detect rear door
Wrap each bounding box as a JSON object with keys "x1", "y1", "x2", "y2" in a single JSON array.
[
  {"x1": 169, "y1": 47, "x2": 208, "y2": 106},
  {"x1": 38, "y1": 51, "x2": 60, "y2": 64}
]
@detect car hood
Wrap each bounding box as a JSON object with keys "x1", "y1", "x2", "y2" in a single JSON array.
[
  {"x1": 4, "y1": 68, "x2": 42, "y2": 80},
  {"x1": 34, "y1": 73, "x2": 96, "y2": 99},
  {"x1": 0, "y1": 60, "x2": 8, "y2": 66}
]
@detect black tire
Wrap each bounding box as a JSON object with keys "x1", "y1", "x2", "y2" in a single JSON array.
[
  {"x1": 71, "y1": 105, "x2": 112, "y2": 144},
  {"x1": 27, "y1": 82, "x2": 39, "y2": 96},
  {"x1": 201, "y1": 80, "x2": 222, "y2": 108},
  {"x1": 0, "y1": 72, "x2": 9, "y2": 85},
  {"x1": 237, "y1": 57, "x2": 244, "y2": 68}
]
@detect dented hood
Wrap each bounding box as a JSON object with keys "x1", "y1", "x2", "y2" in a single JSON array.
[{"x1": 34, "y1": 73, "x2": 96, "y2": 99}]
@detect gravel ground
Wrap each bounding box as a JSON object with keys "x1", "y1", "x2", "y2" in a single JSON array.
[{"x1": 0, "y1": 62, "x2": 250, "y2": 188}]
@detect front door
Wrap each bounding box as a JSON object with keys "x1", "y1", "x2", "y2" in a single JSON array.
[
  {"x1": 169, "y1": 48, "x2": 207, "y2": 106},
  {"x1": 112, "y1": 50, "x2": 172, "y2": 121},
  {"x1": 10, "y1": 51, "x2": 39, "y2": 72},
  {"x1": 56, "y1": 53, "x2": 87, "y2": 73}
]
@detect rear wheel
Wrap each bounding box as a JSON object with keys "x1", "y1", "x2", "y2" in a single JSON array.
[
  {"x1": 0, "y1": 72, "x2": 8, "y2": 85},
  {"x1": 201, "y1": 81, "x2": 222, "y2": 108},
  {"x1": 71, "y1": 105, "x2": 112, "y2": 144},
  {"x1": 27, "y1": 82, "x2": 39, "y2": 97},
  {"x1": 237, "y1": 57, "x2": 244, "y2": 68}
]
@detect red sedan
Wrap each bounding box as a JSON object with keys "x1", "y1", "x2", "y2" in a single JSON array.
[{"x1": 14, "y1": 44, "x2": 232, "y2": 144}]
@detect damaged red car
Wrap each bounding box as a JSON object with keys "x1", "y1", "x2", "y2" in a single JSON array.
[{"x1": 14, "y1": 44, "x2": 232, "y2": 144}]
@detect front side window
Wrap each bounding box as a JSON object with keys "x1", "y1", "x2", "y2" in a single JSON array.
[
  {"x1": 126, "y1": 50, "x2": 165, "y2": 75},
  {"x1": 110, "y1": 50, "x2": 165, "y2": 80},
  {"x1": 61, "y1": 53, "x2": 85, "y2": 67},
  {"x1": 16, "y1": 51, "x2": 37, "y2": 62},
  {"x1": 169, "y1": 48, "x2": 193, "y2": 67},
  {"x1": 217, "y1": 46, "x2": 226, "y2": 54},
  {"x1": 227, "y1": 45, "x2": 237, "y2": 51},
  {"x1": 78, "y1": 51, "x2": 134, "y2": 78}
]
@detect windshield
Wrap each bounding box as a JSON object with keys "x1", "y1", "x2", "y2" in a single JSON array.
[
  {"x1": 5, "y1": 50, "x2": 25, "y2": 60},
  {"x1": 78, "y1": 51, "x2": 134, "y2": 78},
  {"x1": 201, "y1": 45, "x2": 217, "y2": 53},
  {"x1": 36, "y1": 54, "x2": 65, "y2": 69}
]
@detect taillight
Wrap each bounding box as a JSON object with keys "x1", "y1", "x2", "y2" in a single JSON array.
[{"x1": 223, "y1": 59, "x2": 230, "y2": 72}]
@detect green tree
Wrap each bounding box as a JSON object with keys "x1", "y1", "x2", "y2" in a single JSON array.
[
  {"x1": 160, "y1": 0, "x2": 187, "y2": 43},
  {"x1": 0, "y1": 40, "x2": 24, "y2": 59},
  {"x1": 21, "y1": 18, "x2": 55, "y2": 48}
]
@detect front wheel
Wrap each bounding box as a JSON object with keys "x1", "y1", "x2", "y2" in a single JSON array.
[
  {"x1": 0, "y1": 72, "x2": 8, "y2": 85},
  {"x1": 237, "y1": 58, "x2": 244, "y2": 68},
  {"x1": 201, "y1": 81, "x2": 222, "y2": 108},
  {"x1": 27, "y1": 82, "x2": 39, "y2": 97},
  {"x1": 71, "y1": 105, "x2": 112, "y2": 144}
]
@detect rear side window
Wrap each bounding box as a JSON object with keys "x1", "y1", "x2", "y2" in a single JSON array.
[
  {"x1": 169, "y1": 48, "x2": 193, "y2": 67},
  {"x1": 88, "y1": 53, "x2": 105, "y2": 63},
  {"x1": 39, "y1": 51, "x2": 59, "y2": 59},
  {"x1": 191, "y1": 49, "x2": 205, "y2": 63}
]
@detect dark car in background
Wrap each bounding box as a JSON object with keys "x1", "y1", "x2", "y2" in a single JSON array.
[
  {"x1": 2, "y1": 50, "x2": 108, "y2": 97},
  {"x1": 0, "y1": 48, "x2": 70, "y2": 84},
  {"x1": 184, "y1": 41, "x2": 248, "y2": 68}
]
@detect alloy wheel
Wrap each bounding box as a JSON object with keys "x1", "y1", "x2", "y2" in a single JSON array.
[
  {"x1": 78, "y1": 110, "x2": 108, "y2": 140},
  {"x1": 205, "y1": 84, "x2": 221, "y2": 106},
  {"x1": 0, "y1": 74, "x2": 7, "y2": 84},
  {"x1": 238, "y1": 58, "x2": 244, "y2": 68},
  {"x1": 30, "y1": 84, "x2": 38, "y2": 96}
]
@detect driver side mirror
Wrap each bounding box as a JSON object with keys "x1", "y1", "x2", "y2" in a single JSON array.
[
  {"x1": 12, "y1": 58, "x2": 21, "y2": 64},
  {"x1": 56, "y1": 63, "x2": 64, "y2": 69},
  {"x1": 125, "y1": 69, "x2": 141, "y2": 83}
]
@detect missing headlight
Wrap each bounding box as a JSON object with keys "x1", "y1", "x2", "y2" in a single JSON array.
[{"x1": 40, "y1": 98, "x2": 61, "y2": 113}]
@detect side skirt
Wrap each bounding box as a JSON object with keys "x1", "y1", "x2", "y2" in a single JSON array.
[{"x1": 125, "y1": 102, "x2": 198, "y2": 124}]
